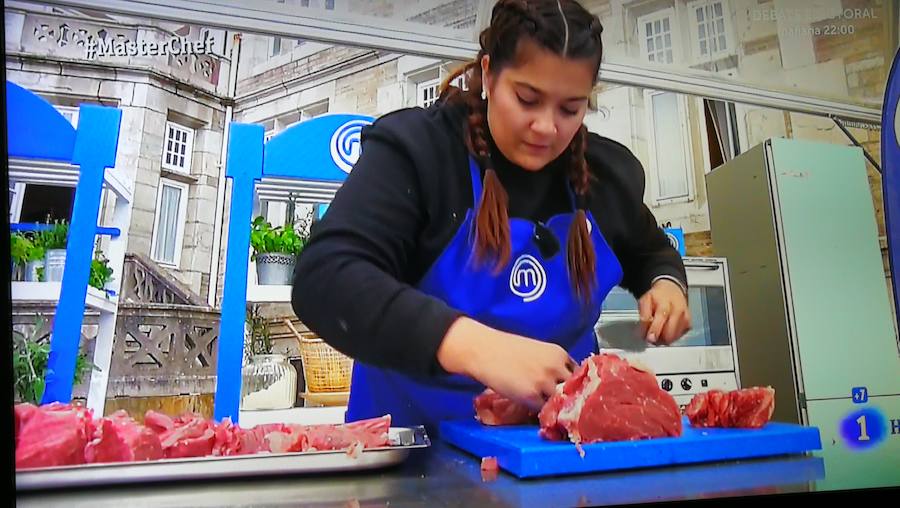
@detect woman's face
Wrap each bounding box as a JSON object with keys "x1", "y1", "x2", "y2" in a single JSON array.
[{"x1": 482, "y1": 40, "x2": 596, "y2": 172}]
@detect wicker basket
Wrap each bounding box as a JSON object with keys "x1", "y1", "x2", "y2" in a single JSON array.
[{"x1": 297, "y1": 333, "x2": 353, "y2": 393}]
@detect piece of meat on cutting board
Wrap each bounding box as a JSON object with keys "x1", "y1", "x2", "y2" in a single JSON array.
[
  {"x1": 539, "y1": 354, "x2": 683, "y2": 445},
  {"x1": 474, "y1": 389, "x2": 537, "y2": 426},
  {"x1": 471, "y1": 354, "x2": 683, "y2": 445},
  {"x1": 685, "y1": 387, "x2": 775, "y2": 428}
]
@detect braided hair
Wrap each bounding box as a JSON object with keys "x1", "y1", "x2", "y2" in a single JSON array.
[{"x1": 439, "y1": 0, "x2": 604, "y2": 302}]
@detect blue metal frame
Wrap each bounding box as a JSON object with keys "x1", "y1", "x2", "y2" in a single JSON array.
[
  {"x1": 6, "y1": 81, "x2": 123, "y2": 404},
  {"x1": 883, "y1": 49, "x2": 900, "y2": 339},
  {"x1": 11, "y1": 223, "x2": 121, "y2": 238},
  {"x1": 214, "y1": 113, "x2": 373, "y2": 423}
]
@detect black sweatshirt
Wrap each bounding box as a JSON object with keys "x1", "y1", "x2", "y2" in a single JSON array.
[{"x1": 291, "y1": 100, "x2": 687, "y2": 378}]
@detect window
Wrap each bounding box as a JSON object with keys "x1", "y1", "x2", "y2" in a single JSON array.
[
  {"x1": 300, "y1": 100, "x2": 329, "y2": 120},
  {"x1": 645, "y1": 90, "x2": 694, "y2": 203},
  {"x1": 162, "y1": 121, "x2": 194, "y2": 173},
  {"x1": 266, "y1": 101, "x2": 329, "y2": 139},
  {"x1": 703, "y1": 99, "x2": 740, "y2": 168},
  {"x1": 151, "y1": 178, "x2": 188, "y2": 266},
  {"x1": 271, "y1": 36, "x2": 283, "y2": 56},
  {"x1": 13, "y1": 183, "x2": 75, "y2": 223},
  {"x1": 638, "y1": 10, "x2": 675, "y2": 64},
  {"x1": 301, "y1": 0, "x2": 336, "y2": 9},
  {"x1": 689, "y1": 0, "x2": 731, "y2": 62},
  {"x1": 55, "y1": 106, "x2": 79, "y2": 127},
  {"x1": 417, "y1": 78, "x2": 440, "y2": 108}
]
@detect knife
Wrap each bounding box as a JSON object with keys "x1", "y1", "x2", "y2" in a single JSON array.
[{"x1": 595, "y1": 316, "x2": 651, "y2": 352}]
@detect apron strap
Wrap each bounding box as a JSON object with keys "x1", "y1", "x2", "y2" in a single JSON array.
[{"x1": 468, "y1": 156, "x2": 483, "y2": 204}]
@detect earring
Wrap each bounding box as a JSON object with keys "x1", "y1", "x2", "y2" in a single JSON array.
[{"x1": 481, "y1": 89, "x2": 487, "y2": 101}]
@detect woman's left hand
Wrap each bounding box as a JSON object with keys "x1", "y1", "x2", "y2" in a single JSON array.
[{"x1": 637, "y1": 279, "x2": 691, "y2": 345}]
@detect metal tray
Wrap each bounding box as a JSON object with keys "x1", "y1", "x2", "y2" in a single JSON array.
[{"x1": 16, "y1": 426, "x2": 430, "y2": 491}]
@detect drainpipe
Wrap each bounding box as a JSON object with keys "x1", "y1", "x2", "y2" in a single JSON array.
[{"x1": 208, "y1": 32, "x2": 242, "y2": 307}]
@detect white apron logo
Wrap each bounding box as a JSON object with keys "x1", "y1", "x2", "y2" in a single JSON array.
[
  {"x1": 330, "y1": 119, "x2": 371, "y2": 173},
  {"x1": 509, "y1": 254, "x2": 547, "y2": 303}
]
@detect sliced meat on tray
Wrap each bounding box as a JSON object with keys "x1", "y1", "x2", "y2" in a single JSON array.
[
  {"x1": 538, "y1": 354, "x2": 683, "y2": 445},
  {"x1": 15, "y1": 403, "x2": 394, "y2": 469},
  {"x1": 16, "y1": 403, "x2": 96, "y2": 469},
  {"x1": 685, "y1": 387, "x2": 775, "y2": 428},
  {"x1": 145, "y1": 412, "x2": 217, "y2": 459},
  {"x1": 268, "y1": 415, "x2": 392, "y2": 453},
  {"x1": 84, "y1": 410, "x2": 163, "y2": 463}
]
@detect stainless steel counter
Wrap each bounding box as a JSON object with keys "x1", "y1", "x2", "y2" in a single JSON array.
[{"x1": 16, "y1": 439, "x2": 829, "y2": 507}]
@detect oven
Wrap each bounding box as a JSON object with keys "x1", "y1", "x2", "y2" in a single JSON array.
[{"x1": 595, "y1": 257, "x2": 741, "y2": 410}]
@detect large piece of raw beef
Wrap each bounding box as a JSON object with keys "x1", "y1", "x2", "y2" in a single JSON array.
[
  {"x1": 16, "y1": 403, "x2": 96, "y2": 468},
  {"x1": 538, "y1": 354, "x2": 683, "y2": 445},
  {"x1": 685, "y1": 387, "x2": 775, "y2": 428},
  {"x1": 14, "y1": 403, "x2": 392, "y2": 470}
]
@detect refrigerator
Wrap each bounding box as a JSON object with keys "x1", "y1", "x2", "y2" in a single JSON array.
[{"x1": 706, "y1": 138, "x2": 900, "y2": 491}]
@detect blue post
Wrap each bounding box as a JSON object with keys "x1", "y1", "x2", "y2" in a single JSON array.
[
  {"x1": 214, "y1": 123, "x2": 264, "y2": 423},
  {"x1": 882, "y1": 48, "x2": 900, "y2": 341},
  {"x1": 42, "y1": 105, "x2": 121, "y2": 405}
]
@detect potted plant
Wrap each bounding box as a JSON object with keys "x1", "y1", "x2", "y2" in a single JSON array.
[
  {"x1": 89, "y1": 251, "x2": 115, "y2": 293},
  {"x1": 24, "y1": 233, "x2": 45, "y2": 282},
  {"x1": 10, "y1": 232, "x2": 31, "y2": 281},
  {"x1": 12, "y1": 315, "x2": 97, "y2": 404},
  {"x1": 250, "y1": 216, "x2": 306, "y2": 285},
  {"x1": 240, "y1": 304, "x2": 297, "y2": 410},
  {"x1": 38, "y1": 220, "x2": 69, "y2": 282}
]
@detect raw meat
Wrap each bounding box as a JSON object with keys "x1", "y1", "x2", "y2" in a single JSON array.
[
  {"x1": 16, "y1": 403, "x2": 96, "y2": 469},
  {"x1": 474, "y1": 389, "x2": 537, "y2": 426},
  {"x1": 212, "y1": 418, "x2": 248, "y2": 456},
  {"x1": 480, "y1": 456, "x2": 499, "y2": 482},
  {"x1": 267, "y1": 415, "x2": 392, "y2": 453},
  {"x1": 538, "y1": 354, "x2": 682, "y2": 446},
  {"x1": 15, "y1": 403, "x2": 393, "y2": 469},
  {"x1": 685, "y1": 387, "x2": 775, "y2": 429},
  {"x1": 15, "y1": 403, "x2": 41, "y2": 447},
  {"x1": 84, "y1": 410, "x2": 163, "y2": 464},
  {"x1": 151, "y1": 413, "x2": 217, "y2": 459}
]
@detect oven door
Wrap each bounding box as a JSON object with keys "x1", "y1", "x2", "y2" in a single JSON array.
[{"x1": 595, "y1": 258, "x2": 738, "y2": 376}]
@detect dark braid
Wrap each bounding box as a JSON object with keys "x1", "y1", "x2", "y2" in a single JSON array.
[
  {"x1": 566, "y1": 125, "x2": 597, "y2": 302},
  {"x1": 439, "y1": 0, "x2": 605, "y2": 299}
]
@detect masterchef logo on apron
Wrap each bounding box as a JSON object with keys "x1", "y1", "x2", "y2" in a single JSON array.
[{"x1": 509, "y1": 254, "x2": 547, "y2": 303}]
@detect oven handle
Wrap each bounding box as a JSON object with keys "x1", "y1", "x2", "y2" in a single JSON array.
[{"x1": 686, "y1": 261, "x2": 721, "y2": 270}]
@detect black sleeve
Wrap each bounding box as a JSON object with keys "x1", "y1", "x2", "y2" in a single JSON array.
[
  {"x1": 291, "y1": 112, "x2": 463, "y2": 378},
  {"x1": 585, "y1": 133, "x2": 687, "y2": 298}
]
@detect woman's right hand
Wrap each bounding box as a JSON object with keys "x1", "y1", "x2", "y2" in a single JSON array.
[{"x1": 437, "y1": 316, "x2": 577, "y2": 411}]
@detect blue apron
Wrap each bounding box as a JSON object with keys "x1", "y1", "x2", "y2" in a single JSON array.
[{"x1": 345, "y1": 156, "x2": 624, "y2": 433}]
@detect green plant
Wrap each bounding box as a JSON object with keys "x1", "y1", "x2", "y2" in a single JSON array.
[
  {"x1": 245, "y1": 304, "x2": 273, "y2": 357},
  {"x1": 38, "y1": 220, "x2": 69, "y2": 251},
  {"x1": 249, "y1": 216, "x2": 306, "y2": 260},
  {"x1": 12, "y1": 315, "x2": 98, "y2": 404},
  {"x1": 11, "y1": 233, "x2": 32, "y2": 265},
  {"x1": 88, "y1": 252, "x2": 114, "y2": 290},
  {"x1": 22, "y1": 230, "x2": 45, "y2": 263}
]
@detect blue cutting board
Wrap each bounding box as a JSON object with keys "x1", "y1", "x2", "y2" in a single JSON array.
[{"x1": 439, "y1": 417, "x2": 822, "y2": 478}]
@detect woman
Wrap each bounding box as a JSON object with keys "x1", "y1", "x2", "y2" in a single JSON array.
[{"x1": 292, "y1": 0, "x2": 691, "y2": 432}]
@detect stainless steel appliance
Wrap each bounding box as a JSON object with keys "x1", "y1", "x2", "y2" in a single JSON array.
[{"x1": 595, "y1": 257, "x2": 740, "y2": 410}]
